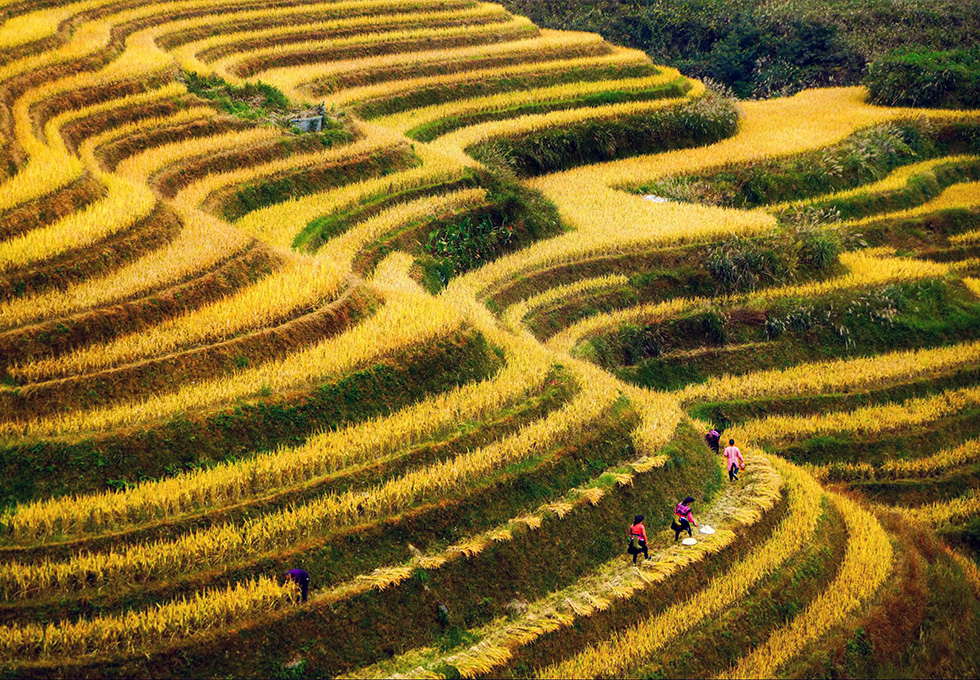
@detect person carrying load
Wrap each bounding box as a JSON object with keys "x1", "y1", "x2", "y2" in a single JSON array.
[{"x1": 627, "y1": 514, "x2": 649, "y2": 564}]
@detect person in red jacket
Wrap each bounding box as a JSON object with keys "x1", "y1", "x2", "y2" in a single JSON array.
[{"x1": 627, "y1": 514, "x2": 649, "y2": 564}]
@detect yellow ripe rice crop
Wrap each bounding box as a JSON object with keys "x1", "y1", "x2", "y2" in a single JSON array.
[
  {"x1": 203, "y1": 15, "x2": 538, "y2": 82},
  {"x1": 899, "y1": 489, "x2": 980, "y2": 528},
  {"x1": 2, "y1": 350, "x2": 551, "y2": 543},
  {"x1": 0, "y1": 172, "x2": 157, "y2": 272},
  {"x1": 718, "y1": 492, "x2": 893, "y2": 678},
  {"x1": 682, "y1": 340, "x2": 980, "y2": 404},
  {"x1": 735, "y1": 384, "x2": 980, "y2": 446},
  {"x1": 329, "y1": 46, "x2": 651, "y2": 109},
  {"x1": 767, "y1": 154, "x2": 980, "y2": 214},
  {"x1": 502, "y1": 274, "x2": 630, "y2": 333},
  {"x1": 346, "y1": 448, "x2": 783, "y2": 680},
  {"x1": 172, "y1": 3, "x2": 511, "y2": 74},
  {"x1": 0, "y1": 576, "x2": 294, "y2": 661},
  {"x1": 0, "y1": 0, "x2": 113, "y2": 49},
  {"x1": 1, "y1": 431, "x2": 684, "y2": 661},
  {"x1": 512, "y1": 91, "x2": 979, "y2": 299},
  {"x1": 808, "y1": 435, "x2": 980, "y2": 483},
  {"x1": 0, "y1": 377, "x2": 613, "y2": 597},
  {"x1": 375, "y1": 71, "x2": 686, "y2": 134},
  {"x1": 537, "y1": 457, "x2": 823, "y2": 679},
  {"x1": 0, "y1": 81, "x2": 191, "y2": 212},
  {"x1": 329, "y1": 187, "x2": 488, "y2": 258},
  {"x1": 545, "y1": 250, "x2": 952, "y2": 356},
  {"x1": 0, "y1": 209, "x2": 251, "y2": 330},
  {"x1": 0, "y1": 271, "x2": 462, "y2": 437},
  {"x1": 259, "y1": 29, "x2": 608, "y2": 100},
  {"x1": 13, "y1": 256, "x2": 348, "y2": 381},
  {"x1": 846, "y1": 180, "x2": 980, "y2": 227},
  {"x1": 878, "y1": 437, "x2": 980, "y2": 479},
  {"x1": 233, "y1": 144, "x2": 475, "y2": 249},
  {"x1": 432, "y1": 88, "x2": 696, "y2": 154},
  {"x1": 113, "y1": 125, "x2": 282, "y2": 184},
  {"x1": 171, "y1": 126, "x2": 402, "y2": 212}
]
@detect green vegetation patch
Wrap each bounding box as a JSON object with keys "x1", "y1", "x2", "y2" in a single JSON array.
[
  {"x1": 866, "y1": 47, "x2": 980, "y2": 109},
  {"x1": 182, "y1": 71, "x2": 291, "y2": 121},
  {"x1": 467, "y1": 92, "x2": 738, "y2": 176},
  {"x1": 638, "y1": 120, "x2": 980, "y2": 209}
]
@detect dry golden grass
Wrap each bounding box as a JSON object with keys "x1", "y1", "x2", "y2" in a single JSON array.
[{"x1": 537, "y1": 457, "x2": 823, "y2": 679}]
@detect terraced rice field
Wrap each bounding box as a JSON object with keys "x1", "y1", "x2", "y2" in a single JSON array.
[{"x1": 0, "y1": 0, "x2": 979, "y2": 677}]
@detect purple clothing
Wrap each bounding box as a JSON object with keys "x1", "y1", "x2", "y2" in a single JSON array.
[
  {"x1": 286, "y1": 568, "x2": 309, "y2": 582},
  {"x1": 675, "y1": 502, "x2": 692, "y2": 520},
  {"x1": 285, "y1": 569, "x2": 310, "y2": 602}
]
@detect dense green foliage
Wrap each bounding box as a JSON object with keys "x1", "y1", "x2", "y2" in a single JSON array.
[
  {"x1": 498, "y1": 0, "x2": 980, "y2": 98},
  {"x1": 420, "y1": 169, "x2": 564, "y2": 287},
  {"x1": 183, "y1": 71, "x2": 291, "y2": 120},
  {"x1": 865, "y1": 47, "x2": 980, "y2": 108}
]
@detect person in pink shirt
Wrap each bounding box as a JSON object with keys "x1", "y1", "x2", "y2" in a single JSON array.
[
  {"x1": 724, "y1": 438, "x2": 744, "y2": 481},
  {"x1": 627, "y1": 515, "x2": 649, "y2": 564},
  {"x1": 672, "y1": 496, "x2": 699, "y2": 541}
]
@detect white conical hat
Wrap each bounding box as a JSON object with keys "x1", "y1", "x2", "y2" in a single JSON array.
[
  {"x1": 700, "y1": 525, "x2": 715, "y2": 535},
  {"x1": 682, "y1": 537, "x2": 697, "y2": 546}
]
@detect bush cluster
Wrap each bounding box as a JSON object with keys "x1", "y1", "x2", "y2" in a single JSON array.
[
  {"x1": 183, "y1": 71, "x2": 291, "y2": 120},
  {"x1": 498, "y1": 0, "x2": 980, "y2": 99},
  {"x1": 865, "y1": 47, "x2": 980, "y2": 108}
]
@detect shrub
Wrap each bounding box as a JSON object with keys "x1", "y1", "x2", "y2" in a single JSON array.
[
  {"x1": 183, "y1": 71, "x2": 292, "y2": 120},
  {"x1": 865, "y1": 47, "x2": 980, "y2": 108}
]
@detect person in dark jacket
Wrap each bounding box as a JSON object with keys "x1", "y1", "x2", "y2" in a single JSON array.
[
  {"x1": 284, "y1": 568, "x2": 310, "y2": 603},
  {"x1": 705, "y1": 429, "x2": 721, "y2": 455}
]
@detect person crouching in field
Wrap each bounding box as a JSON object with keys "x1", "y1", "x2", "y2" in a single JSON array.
[
  {"x1": 284, "y1": 568, "x2": 310, "y2": 603},
  {"x1": 628, "y1": 514, "x2": 649, "y2": 564},
  {"x1": 672, "y1": 497, "x2": 699, "y2": 541},
  {"x1": 705, "y1": 428, "x2": 721, "y2": 455},
  {"x1": 724, "y1": 438, "x2": 745, "y2": 481}
]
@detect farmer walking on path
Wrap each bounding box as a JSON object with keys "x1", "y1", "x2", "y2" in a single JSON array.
[
  {"x1": 628, "y1": 514, "x2": 649, "y2": 565},
  {"x1": 724, "y1": 438, "x2": 744, "y2": 481}
]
